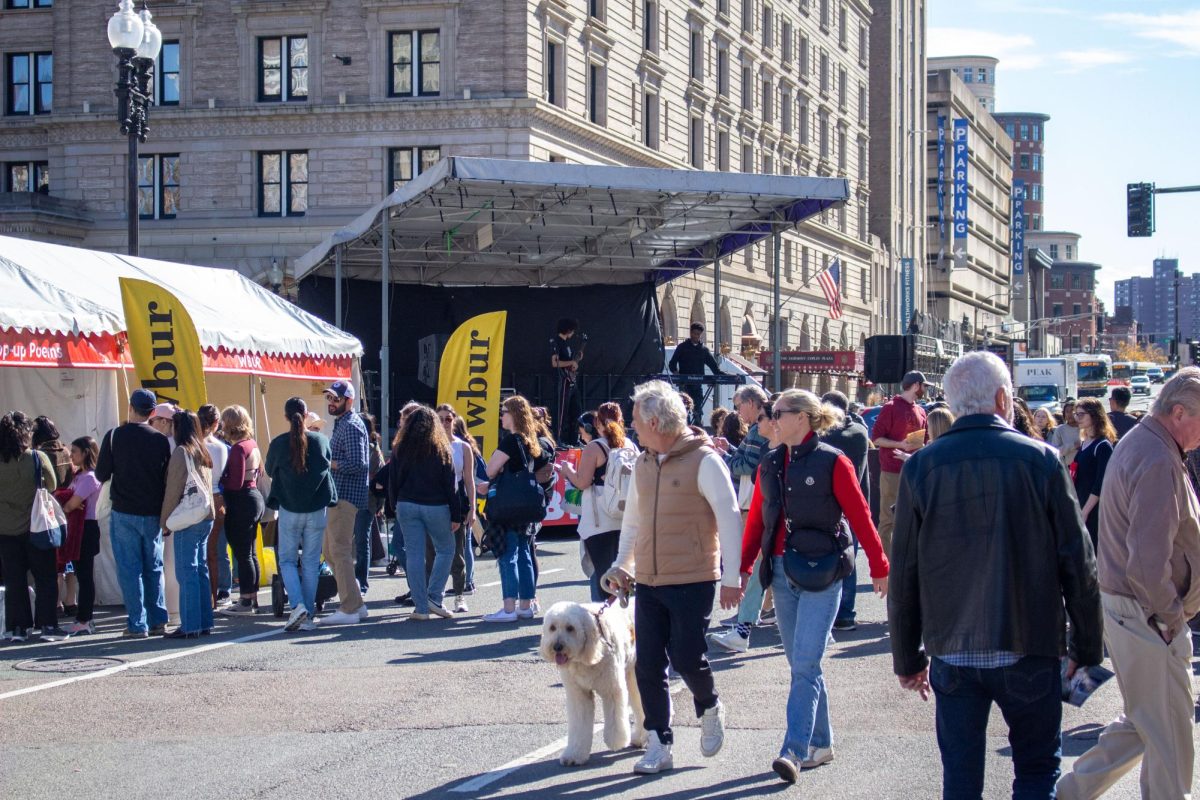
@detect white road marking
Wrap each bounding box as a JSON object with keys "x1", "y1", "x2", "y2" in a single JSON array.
[
  {"x1": 478, "y1": 568, "x2": 563, "y2": 589},
  {"x1": 450, "y1": 724, "x2": 603, "y2": 793},
  {"x1": 0, "y1": 628, "x2": 282, "y2": 701}
]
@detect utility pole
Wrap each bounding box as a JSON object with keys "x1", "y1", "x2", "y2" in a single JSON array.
[{"x1": 1175, "y1": 268, "x2": 1183, "y2": 364}]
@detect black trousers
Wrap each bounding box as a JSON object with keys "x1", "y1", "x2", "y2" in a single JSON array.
[
  {"x1": 74, "y1": 520, "x2": 102, "y2": 623},
  {"x1": 634, "y1": 580, "x2": 720, "y2": 743},
  {"x1": 583, "y1": 530, "x2": 621, "y2": 581},
  {"x1": 556, "y1": 378, "x2": 582, "y2": 446},
  {"x1": 683, "y1": 385, "x2": 706, "y2": 427},
  {"x1": 223, "y1": 487, "x2": 264, "y2": 596},
  {"x1": 0, "y1": 532, "x2": 58, "y2": 631}
]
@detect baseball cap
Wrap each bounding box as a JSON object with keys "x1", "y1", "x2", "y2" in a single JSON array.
[
  {"x1": 901, "y1": 371, "x2": 928, "y2": 389},
  {"x1": 324, "y1": 380, "x2": 356, "y2": 400},
  {"x1": 130, "y1": 388, "x2": 157, "y2": 414},
  {"x1": 149, "y1": 403, "x2": 177, "y2": 421},
  {"x1": 304, "y1": 412, "x2": 325, "y2": 431}
]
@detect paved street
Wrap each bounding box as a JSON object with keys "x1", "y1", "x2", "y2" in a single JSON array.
[{"x1": 0, "y1": 525, "x2": 1182, "y2": 800}]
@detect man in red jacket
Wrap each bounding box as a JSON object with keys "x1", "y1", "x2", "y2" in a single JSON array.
[{"x1": 871, "y1": 371, "x2": 927, "y2": 555}]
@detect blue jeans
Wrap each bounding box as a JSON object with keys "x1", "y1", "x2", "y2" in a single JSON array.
[
  {"x1": 353, "y1": 507, "x2": 374, "y2": 591},
  {"x1": 498, "y1": 528, "x2": 536, "y2": 601},
  {"x1": 771, "y1": 555, "x2": 843, "y2": 758},
  {"x1": 110, "y1": 511, "x2": 168, "y2": 633},
  {"x1": 277, "y1": 508, "x2": 327, "y2": 616},
  {"x1": 930, "y1": 656, "x2": 1063, "y2": 800},
  {"x1": 837, "y1": 535, "x2": 859, "y2": 624},
  {"x1": 737, "y1": 554, "x2": 768, "y2": 625},
  {"x1": 464, "y1": 523, "x2": 476, "y2": 587},
  {"x1": 173, "y1": 520, "x2": 213, "y2": 634},
  {"x1": 216, "y1": 529, "x2": 232, "y2": 593},
  {"x1": 397, "y1": 502, "x2": 453, "y2": 613}
]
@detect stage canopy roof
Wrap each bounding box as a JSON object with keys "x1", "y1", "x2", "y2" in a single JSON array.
[{"x1": 295, "y1": 158, "x2": 850, "y2": 287}]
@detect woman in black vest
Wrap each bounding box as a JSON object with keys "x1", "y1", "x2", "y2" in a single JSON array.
[{"x1": 740, "y1": 389, "x2": 890, "y2": 784}]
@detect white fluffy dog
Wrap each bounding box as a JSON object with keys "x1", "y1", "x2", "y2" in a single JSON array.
[{"x1": 539, "y1": 599, "x2": 646, "y2": 765}]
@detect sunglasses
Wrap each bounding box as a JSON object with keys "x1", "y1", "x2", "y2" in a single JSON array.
[{"x1": 772, "y1": 408, "x2": 800, "y2": 420}]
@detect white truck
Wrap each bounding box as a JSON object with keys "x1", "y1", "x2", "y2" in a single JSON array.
[{"x1": 1014, "y1": 358, "x2": 1077, "y2": 415}]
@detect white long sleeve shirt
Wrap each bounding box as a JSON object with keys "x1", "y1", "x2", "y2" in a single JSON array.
[{"x1": 615, "y1": 450, "x2": 744, "y2": 588}]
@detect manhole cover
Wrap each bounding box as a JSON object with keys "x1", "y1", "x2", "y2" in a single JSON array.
[{"x1": 14, "y1": 657, "x2": 124, "y2": 674}]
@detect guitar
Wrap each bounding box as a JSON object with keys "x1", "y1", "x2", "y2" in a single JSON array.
[{"x1": 559, "y1": 333, "x2": 588, "y2": 387}]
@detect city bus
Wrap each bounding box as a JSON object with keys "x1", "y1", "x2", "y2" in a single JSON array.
[
  {"x1": 1069, "y1": 353, "x2": 1112, "y2": 397},
  {"x1": 1111, "y1": 362, "x2": 1133, "y2": 385}
]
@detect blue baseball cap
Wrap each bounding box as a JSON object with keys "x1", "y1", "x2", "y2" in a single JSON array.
[
  {"x1": 324, "y1": 380, "x2": 356, "y2": 400},
  {"x1": 130, "y1": 388, "x2": 157, "y2": 414}
]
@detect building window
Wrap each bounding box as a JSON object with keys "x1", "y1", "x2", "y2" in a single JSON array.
[
  {"x1": 741, "y1": 65, "x2": 753, "y2": 110},
  {"x1": 137, "y1": 154, "x2": 180, "y2": 220},
  {"x1": 1005, "y1": 123, "x2": 1015, "y2": 139},
  {"x1": 762, "y1": 5, "x2": 774, "y2": 48},
  {"x1": 781, "y1": 22, "x2": 793, "y2": 62},
  {"x1": 4, "y1": 160, "x2": 48, "y2": 192},
  {"x1": 545, "y1": 40, "x2": 564, "y2": 106},
  {"x1": 717, "y1": 0, "x2": 729, "y2": 16},
  {"x1": 1032, "y1": 124, "x2": 1041, "y2": 141},
  {"x1": 1072, "y1": 303, "x2": 1082, "y2": 316},
  {"x1": 1019, "y1": 154, "x2": 1029, "y2": 170},
  {"x1": 6, "y1": 52, "x2": 52, "y2": 115},
  {"x1": 258, "y1": 36, "x2": 307, "y2": 102},
  {"x1": 390, "y1": 30, "x2": 440, "y2": 97},
  {"x1": 1065, "y1": 244, "x2": 1073, "y2": 260},
  {"x1": 717, "y1": 48, "x2": 729, "y2": 96},
  {"x1": 689, "y1": 30, "x2": 704, "y2": 80},
  {"x1": 818, "y1": 111, "x2": 829, "y2": 159},
  {"x1": 837, "y1": 66, "x2": 846, "y2": 109},
  {"x1": 761, "y1": 76, "x2": 772, "y2": 123},
  {"x1": 763, "y1": 152, "x2": 773, "y2": 174},
  {"x1": 819, "y1": 0, "x2": 830, "y2": 29},
  {"x1": 588, "y1": 0, "x2": 605, "y2": 21},
  {"x1": 717, "y1": 129, "x2": 730, "y2": 170},
  {"x1": 838, "y1": 5, "x2": 847, "y2": 47},
  {"x1": 742, "y1": 142, "x2": 753, "y2": 173},
  {"x1": 587, "y1": 62, "x2": 606, "y2": 124},
  {"x1": 856, "y1": 138, "x2": 866, "y2": 181},
  {"x1": 978, "y1": 67, "x2": 989, "y2": 84},
  {"x1": 1052, "y1": 303, "x2": 1063, "y2": 317},
  {"x1": 1071, "y1": 274, "x2": 1082, "y2": 290},
  {"x1": 837, "y1": 128, "x2": 846, "y2": 171},
  {"x1": 741, "y1": 0, "x2": 752, "y2": 33},
  {"x1": 857, "y1": 83, "x2": 866, "y2": 123},
  {"x1": 961, "y1": 67, "x2": 974, "y2": 83},
  {"x1": 1049, "y1": 244, "x2": 1059, "y2": 259},
  {"x1": 799, "y1": 35, "x2": 810, "y2": 80},
  {"x1": 258, "y1": 150, "x2": 308, "y2": 217},
  {"x1": 1019, "y1": 123, "x2": 1028, "y2": 140},
  {"x1": 858, "y1": 24, "x2": 867, "y2": 62},
  {"x1": 154, "y1": 41, "x2": 180, "y2": 106},
  {"x1": 1033, "y1": 154, "x2": 1042, "y2": 171},
  {"x1": 642, "y1": 92, "x2": 659, "y2": 149},
  {"x1": 1051, "y1": 274, "x2": 1064, "y2": 289},
  {"x1": 819, "y1": 51, "x2": 829, "y2": 94},
  {"x1": 643, "y1": 1, "x2": 659, "y2": 52},
  {"x1": 798, "y1": 99, "x2": 809, "y2": 145},
  {"x1": 1031, "y1": 184, "x2": 1041, "y2": 201},
  {"x1": 4, "y1": 0, "x2": 54, "y2": 7},
  {"x1": 780, "y1": 88, "x2": 792, "y2": 134},
  {"x1": 689, "y1": 117, "x2": 704, "y2": 168},
  {"x1": 389, "y1": 146, "x2": 440, "y2": 192}
]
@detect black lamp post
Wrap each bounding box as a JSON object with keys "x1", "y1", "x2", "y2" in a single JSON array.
[{"x1": 107, "y1": 0, "x2": 162, "y2": 257}]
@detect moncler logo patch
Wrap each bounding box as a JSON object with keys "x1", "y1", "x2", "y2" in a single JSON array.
[{"x1": 805, "y1": 476, "x2": 815, "y2": 486}]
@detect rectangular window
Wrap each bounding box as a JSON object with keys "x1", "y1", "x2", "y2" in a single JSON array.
[
  {"x1": 1073, "y1": 303, "x2": 1082, "y2": 316},
  {"x1": 961, "y1": 67, "x2": 973, "y2": 83},
  {"x1": 781, "y1": 89, "x2": 792, "y2": 134},
  {"x1": 838, "y1": 5, "x2": 847, "y2": 47},
  {"x1": 837, "y1": 67, "x2": 846, "y2": 109},
  {"x1": 1020, "y1": 123, "x2": 1029, "y2": 140},
  {"x1": 1051, "y1": 274, "x2": 1064, "y2": 289},
  {"x1": 1005, "y1": 123, "x2": 1015, "y2": 139},
  {"x1": 718, "y1": 0, "x2": 729, "y2": 16},
  {"x1": 1031, "y1": 184, "x2": 1042, "y2": 201},
  {"x1": 741, "y1": 65, "x2": 753, "y2": 110},
  {"x1": 545, "y1": 40, "x2": 564, "y2": 106},
  {"x1": 389, "y1": 30, "x2": 440, "y2": 97},
  {"x1": 643, "y1": 1, "x2": 659, "y2": 52},
  {"x1": 156, "y1": 41, "x2": 180, "y2": 105},
  {"x1": 1019, "y1": 154, "x2": 1029, "y2": 170},
  {"x1": 837, "y1": 128, "x2": 846, "y2": 171},
  {"x1": 819, "y1": 112, "x2": 829, "y2": 159},
  {"x1": 782, "y1": 22, "x2": 793, "y2": 62},
  {"x1": 763, "y1": 152, "x2": 773, "y2": 175},
  {"x1": 6, "y1": 52, "x2": 52, "y2": 115},
  {"x1": 978, "y1": 67, "x2": 988, "y2": 84},
  {"x1": 1072, "y1": 274, "x2": 1082, "y2": 290},
  {"x1": 1052, "y1": 303, "x2": 1063, "y2": 317},
  {"x1": 761, "y1": 77, "x2": 772, "y2": 123},
  {"x1": 589, "y1": 0, "x2": 605, "y2": 20},
  {"x1": 5, "y1": 1, "x2": 55, "y2": 7},
  {"x1": 1049, "y1": 244, "x2": 1059, "y2": 259},
  {"x1": 762, "y1": 5, "x2": 773, "y2": 49},
  {"x1": 799, "y1": 35, "x2": 810, "y2": 80},
  {"x1": 858, "y1": 24, "x2": 867, "y2": 62},
  {"x1": 4, "y1": 160, "x2": 48, "y2": 192},
  {"x1": 820, "y1": 0, "x2": 830, "y2": 29},
  {"x1": 1065, "y1": 244, "x2": 1073, "y2": 259},
  {"x1": 258, "y1": 36, "x2": 307, "y2": 102},
  {"x1": 856, "y1": 138, "x2": 866, "y2": 181},
  {"x1": 258, "y1": 150, "x2": 308, "y2": 217},
  {"x1": 798, "y1": 100, "x2": 809, "y2": 145},
  {"x1": 1032, "y1": 124, "x2": 1041, "y2": 141},
  {"x1": 742, "y1": 143, "x2": 753, "y2": 173},
  {"x1": 689, "y1": 30, "x2": 703, "y2": 80},
  {"x1": 690, "y1": 117, "x2": 704, "y2": 168},
  {"x1": 587, "y1": 62, "x2": 606, "y2": 124},
  {"x1": 389, "y1": 146, "x2": 440, "y2": 192},
  {"x1": 717, "y1": 48, "x2": 729, "y2": 96},
  {"x1": 1033, "y1": 154, "x2": 1042, "y2": 171},
  {"x1": 137, "y1": 154, "x2": 180, "y2": 220},
  {"x1": 642, "y1": 92, "x2": 658, "y2": 149},
  {"x1": 717, "y1": 129, "x2": 730, "y2": 171},
  {"x1": 819, "y1": 51, "x2": 829, "y2": 94},
  {"x1": 741, "y1": 0, "x2": 753, "y2": 33}
]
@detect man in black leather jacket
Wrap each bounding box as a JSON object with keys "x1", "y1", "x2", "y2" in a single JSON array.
[
  {"x1": 888, "y1": 351, "x2": 1103, "y2": 800},
  {"x1": 820, "y1": 391, "x2": 870, "y2": 631}
]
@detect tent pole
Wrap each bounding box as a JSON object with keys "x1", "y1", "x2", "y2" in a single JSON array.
[
  {"x1": 712, "y1": 249, "x2": 721, "y2": 356},
  {"x1": 772, "y1": 232, "x2": 782, "y2": 392},
  {"x1": 380, "y1": 211, "x2": 391, "y2": 446},
  {"x1": 334, "y1": 244, "x2": 343, "y2": 330}
]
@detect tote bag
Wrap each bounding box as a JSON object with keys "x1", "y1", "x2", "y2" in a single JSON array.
[
  {"x1": 165, "y1": 452, "x2": 213, "y2": 531},
  {"x1": 30, "y1": 454, "x2": 68, "y2": 550}
]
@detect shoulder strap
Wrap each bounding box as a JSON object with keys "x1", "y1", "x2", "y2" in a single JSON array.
[{"x1": 33, "y1": 450, "x2": 43, "y2": 489}]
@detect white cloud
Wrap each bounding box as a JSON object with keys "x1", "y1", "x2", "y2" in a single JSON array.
[
  {"x1": 1102, "y1": 10, "x2": 1200, "y2": 55},
  {"x1": 927, "y1": 27, "x2": 1045, "y2": 70},
  {"x1": 1057, "y1": 49, "x2": 1135, "y2": 73}
]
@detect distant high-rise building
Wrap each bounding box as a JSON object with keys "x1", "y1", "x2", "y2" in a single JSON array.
[
  {"x1": 1113, "y1": 258, "x2": 1195, "y2": 351},
  {"x1": 927, "y1": 56, "x2": 997, "y2": 112},
  {"x1": 993, "y1": 112, "x2": 1049, "y2": 231}
]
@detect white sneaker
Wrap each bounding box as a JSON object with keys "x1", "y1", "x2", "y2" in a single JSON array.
[
  {"x1": 709, "y1": 628, "x2": 749, "y2": 653},
  {"x1": 516, "y1": 605, "x2": 535, "y2": 619},
  {"x1": 633, "y1": 731, "x2": 674, "y2": 774},
  {"x1": 285, "y1": 606, "x2": 307, "y2": 632},
  {"x1": 428, "y1": 603, "x2": 454, "y2": 619},
  {"x1": 801, "y1": 746, "x2": 833, "y2": 769},
  {"x1": 453, "y1": 596, "x2": 469, "y2": 613},
  {"x1": 483, "y1": 608, "x2": 518, "y2": 623},
  {"x1": 321, "y1": 610, "x2": 360, "y2": 626},
  {"x1": 298, "y1": 619, "x2": 318, "y2": 631},
  {"x1": 65, "y1": 621, "x2": 95, "y2": 636},
  {"x1": 772, "y1": 753, "x2": 803, "y2": 783},
  {"x1": 699, "y1": 701, "x2": 725, "y2": 757},
  {"x1": 357, "y1": 605, "x2": 370, "y2": 620}
]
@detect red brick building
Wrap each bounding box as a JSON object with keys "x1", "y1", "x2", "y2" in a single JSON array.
[
  {"x1": 1045, "y1": 261, "x2": 1101, "y2": 352},
  {"x1": 994, "y1": 112, "x2": 1049, "y2": 231}
]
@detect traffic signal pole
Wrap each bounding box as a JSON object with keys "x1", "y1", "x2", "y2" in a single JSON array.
[{"x1": 1127, "y1": 182, "x2": 1200, "y2": 237}]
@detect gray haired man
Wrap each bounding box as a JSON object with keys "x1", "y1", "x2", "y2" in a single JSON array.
[{"x1": 1058, "y1": 367, "x2": 1200, "y2": 799}]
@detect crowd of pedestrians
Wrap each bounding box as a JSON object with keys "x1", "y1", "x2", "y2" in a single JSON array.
[{"x1": 3, "y1": 356, "x2": 1199, "y2": 798}]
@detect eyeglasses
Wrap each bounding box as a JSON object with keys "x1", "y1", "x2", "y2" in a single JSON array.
[
  {"x1": 1072, "y1": 411, "x2": 1088, "y2": 419},
  {"x1": 772, "y1": 408, "x2": 800, "y2": 420}
]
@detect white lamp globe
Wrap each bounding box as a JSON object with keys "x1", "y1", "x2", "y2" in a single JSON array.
[
  {"x1": 107, "y1": 0, "x2": 144, "y2": 51},
  {"x1": 136, "y1": 6, "x2": 163, "y2": 60}
]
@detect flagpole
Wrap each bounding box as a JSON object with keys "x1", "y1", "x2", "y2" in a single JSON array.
[{"x1": 772, "y1": 232, "x2": 782, "y2": 392}]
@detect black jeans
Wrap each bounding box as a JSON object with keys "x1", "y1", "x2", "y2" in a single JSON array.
[
  {"x1": 74, "y1": 520, "x2": 102, "y2": 623},
  {"x1": 931, "y1": 655, "x2": 1063, "y2": 800},
  {"x1": 223, "y1": 487, "x2": 264, "y2": 597},
  {"x1": 0, "y1": 532, "x2": 58, "y2": 631},
  {"x1": 583, "y1": 530, "x2": 621, "y2": 603},
  {"x1": 634, "y1": 581, "x2": 720, "y2": 743},
  {"x1": 684, "y1": 385, "x2": 706, "y2": 427},
  {"x1": 556, "y1": 378, "x2": 582, "y2": 446}
]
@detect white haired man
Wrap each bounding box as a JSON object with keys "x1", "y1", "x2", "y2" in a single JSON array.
[
  {"x1": 603, "y1": 380, "x2": 745, "y2": 775},
  {"x1": 1058, "y1": 368, "x2": 1200, "y2": 799},
  {"x1": 889, "y1": 351, "x2": 1103, "y2": 799}
]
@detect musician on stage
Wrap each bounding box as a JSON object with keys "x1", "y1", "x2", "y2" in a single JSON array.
[
  {"x1": 669, "y1": 322, "x2": 723, "y2": 426},
  {"x1": 551, "y1": 318, "x2": 584, "y2": 446}
]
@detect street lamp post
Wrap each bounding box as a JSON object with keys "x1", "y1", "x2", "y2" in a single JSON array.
[{"x1": 107, "y1": 0, "x2": 162, "y2": 258}]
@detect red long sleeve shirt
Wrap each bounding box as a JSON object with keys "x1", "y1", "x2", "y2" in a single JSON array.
[{"x1": 740, "y1": 437, "x2": 889, "y2": 579}]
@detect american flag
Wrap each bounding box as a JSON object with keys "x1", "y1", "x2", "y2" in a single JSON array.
[{"x1": 816, "y1": 258, "x2": 843, "y2": 320}]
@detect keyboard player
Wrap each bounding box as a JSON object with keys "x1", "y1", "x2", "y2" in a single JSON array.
[{"x1": 668, "y1": 322, "x2": 723, "y2": 426}]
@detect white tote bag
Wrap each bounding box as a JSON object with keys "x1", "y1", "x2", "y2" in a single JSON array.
[{"x1": 165, "y1": 453, "x2": 212, "y2": 531}]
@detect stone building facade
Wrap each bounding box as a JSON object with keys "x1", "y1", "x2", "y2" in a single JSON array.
[{"x1": 0, "y1": 0, "x2": 884, "y2": 394}]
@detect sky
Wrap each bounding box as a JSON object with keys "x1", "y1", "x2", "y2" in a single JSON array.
[{"x1": 927, "y1": 1, "x2": 1200, "y2": 309}]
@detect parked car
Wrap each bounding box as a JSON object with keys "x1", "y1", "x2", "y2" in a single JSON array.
[
  {"x1": 1146, "y1": 367, "x2": 1165, "y2": 384},
  {"x1": 1130, "y1": 375, "x2": 1152, "y2": 395}
]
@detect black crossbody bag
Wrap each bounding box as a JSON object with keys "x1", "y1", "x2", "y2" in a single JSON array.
[{"x1": 779, "y1": 461, "x2": 854, "y2": 592}]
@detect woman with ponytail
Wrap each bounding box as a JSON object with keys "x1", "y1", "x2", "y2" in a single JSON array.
[{"x1": 265, "y1": 397, "x2": 336, "y2": 631}]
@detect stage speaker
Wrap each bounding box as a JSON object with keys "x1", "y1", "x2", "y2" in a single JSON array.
[{"x1": 865, "y1": 335, "x2": 909, "y2": 384}]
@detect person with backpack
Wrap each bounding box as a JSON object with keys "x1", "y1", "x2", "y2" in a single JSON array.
[
  {"x1": 563, "y1": 403, "x2": 638, "y2": 602},
  {"x1": 160, "y1": 410, "x2": 215, "y2": 639}
]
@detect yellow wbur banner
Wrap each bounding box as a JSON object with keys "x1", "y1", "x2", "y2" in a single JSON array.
[
  {"x1": 437, "y1": 310, "x2": 506, "y2": 459},
  {"x1": 119, "y1": 277, "x2": 208, "y2": 410}
]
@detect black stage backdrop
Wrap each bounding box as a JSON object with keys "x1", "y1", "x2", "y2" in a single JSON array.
[{"x1": 297, "y1": 277, "x2": 664, "y2": 425}]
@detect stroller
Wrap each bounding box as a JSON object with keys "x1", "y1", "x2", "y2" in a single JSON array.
[{"x1": 263, "y1": 519, "x2": 340, "y2": 619}]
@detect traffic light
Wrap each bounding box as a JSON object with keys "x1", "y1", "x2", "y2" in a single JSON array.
[
  {"x1": 1127, "y1": 182, "x2": 1155, "y2": 237},
  {"x1": 1190, "y1": 340, "x2": 1200, "y2": 366}
]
